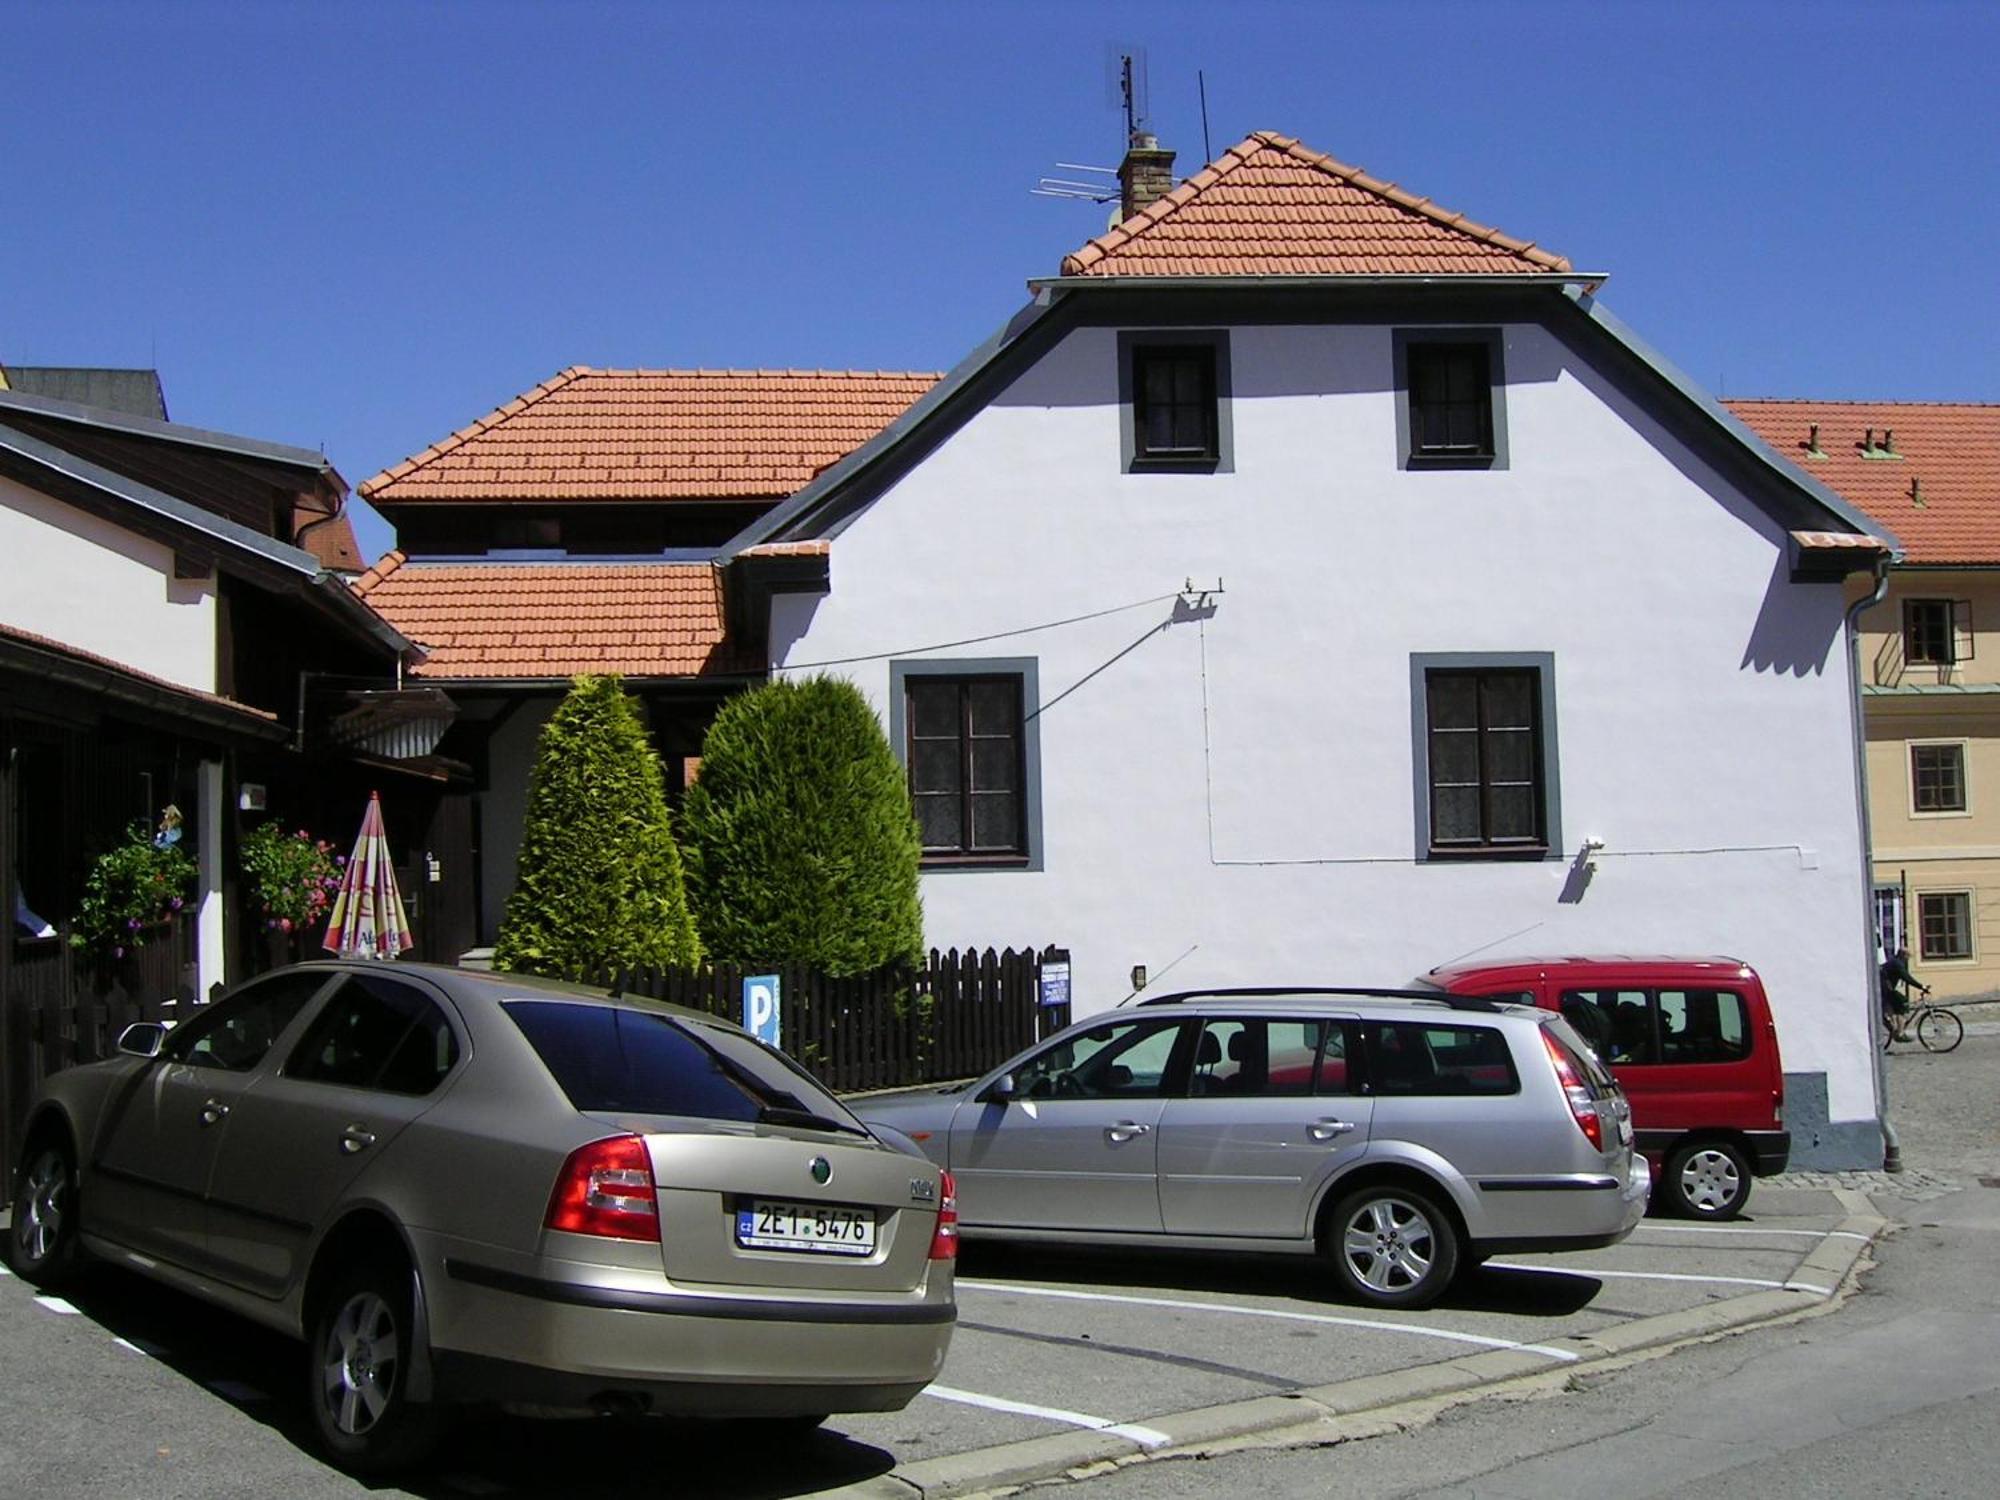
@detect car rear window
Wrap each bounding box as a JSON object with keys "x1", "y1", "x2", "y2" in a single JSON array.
[
  {"x1": 502, "y1": 1000, "x2": 852, "y2": 1125},
  {"x1": 1544, "y1": 1016, "x2": 1619, "y2": 1097}
]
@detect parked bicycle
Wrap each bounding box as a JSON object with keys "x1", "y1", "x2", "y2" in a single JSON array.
[{"x1": 1884, "y1": 990, "x2": 1964, "y2": 1053}]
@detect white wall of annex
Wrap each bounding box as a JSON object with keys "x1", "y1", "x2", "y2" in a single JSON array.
[
  {"x1": 768, "y1": 318, "x2": 1878, "y2": 1140},
  {"x1": 0, "y1": 472, "x2": 217, "y2": 693}
]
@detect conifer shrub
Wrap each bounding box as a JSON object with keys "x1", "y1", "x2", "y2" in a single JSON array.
[
  {"x1": 494, "y1": 674, "x2": 701, "y2": 979},
  {"x1": 682, "y1": 675, "x2": 923, "y2": 976}
]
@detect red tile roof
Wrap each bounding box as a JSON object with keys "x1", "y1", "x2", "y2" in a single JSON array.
[
  {"x1": 1061, "y1": 131, "x2": 1572, "y2": 279},
  {"x1": 352, "y1": 551, "x2": 741, "y2": 680},
  {"x1": 359, "y1": 367, "x2": 940, "y2": 506},
  {"x1": 1724, "y1": 400, "x2": 2000, "y2": 566}
]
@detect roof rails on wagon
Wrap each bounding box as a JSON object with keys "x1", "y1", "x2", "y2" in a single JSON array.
[{"x1": 1129, "y1": 986, "x2": 1505, "y2": 1014}]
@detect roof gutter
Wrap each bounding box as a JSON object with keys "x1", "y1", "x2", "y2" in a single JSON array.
[
  {"x1": 1029, "y1": 272, "x2": 1610, "y2": 296},
  {"x1": 1846, "y1": 554, "x2": 1901, "y2": 1173},
  {"x1": 310, "y1": 572, "x2": 420, "y2": 660}
]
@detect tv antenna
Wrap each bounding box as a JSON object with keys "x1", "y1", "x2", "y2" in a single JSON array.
[
  {"x1": 1028, "y1": 48, "x2": 1149, "y2": 208},
  {"x1": 1111, "y1": 47, "x2": 1149, "y2": 142}
]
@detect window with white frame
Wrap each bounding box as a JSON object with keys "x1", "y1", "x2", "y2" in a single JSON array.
[{"x1": 1910, "y1": 741, "x2": 1968, "y2": 815}]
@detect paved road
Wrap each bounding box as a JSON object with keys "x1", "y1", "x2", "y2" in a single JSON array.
[
  {"x1": 1042, "y1": 1034, "x2": 2000, "y2": 1499},
  {"x1": 0, "y1": 1179, "x2": 1871, "y2": 1497}
]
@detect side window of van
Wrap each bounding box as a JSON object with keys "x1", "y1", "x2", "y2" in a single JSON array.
[
  {"x1": 1558, "y1": 990, "x2": 1657, "y2": 1064},
  {"x1": 1658, "y1": 989, "x2": 1751, "y2": 1063}
]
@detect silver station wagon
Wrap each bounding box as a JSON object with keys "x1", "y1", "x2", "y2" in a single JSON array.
[
  {"x1": 6, "y1": 963, "x2": 957, "y2": 1472},
  {"x1": 856, "y1": 988, "x2": 1648, "y2": 1309}
]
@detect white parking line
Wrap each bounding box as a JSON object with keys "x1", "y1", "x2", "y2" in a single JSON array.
[
  {"x1": 1486, "y1": 1263, "x2": 1833, "y2": 1297},
  {"x1": 1635, "y1": 1225, "x2": 1870, "y2": 1242},
  {"x1": 33, "y1": 1295, "x2": 80, "y2": 1315},
  {"x1": 925, "y1": 1382, "x2": 1173, "y2": 1448},
  {"x1": 956, "y1": 1280, "x2": 1581, "y2": 1362}
]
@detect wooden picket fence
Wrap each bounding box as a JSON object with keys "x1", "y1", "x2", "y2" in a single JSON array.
[{"x1": 592, "y1": 946, "x2": 1072, "y2": 1094}]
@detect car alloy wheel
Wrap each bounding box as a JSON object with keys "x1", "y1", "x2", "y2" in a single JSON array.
[
  {"x1": 10, "y1": 1143, "x2": 78, "y2": 1285},
  {"x1": 308, "y1": 1261, "x2": 438, "y2": 1474},
  {"x1": 321, "y1": 1288, "x2": 402, "y2": 1437},
  {"x1": 1329, "y1": 1184, "x2": 1459, "y2": 1309}
]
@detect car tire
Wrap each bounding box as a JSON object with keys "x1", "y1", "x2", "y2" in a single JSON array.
[
  {"x1": 8, "y1": 1136, "x2": 81, "y2": 1287},
  {"x1": 308, "y1": 1259, "x2": 441, "y2": 1475},
  {"x1": 1661, "y1": 1141, "x2": 1752, "y2": 1220},
  {"x1": 1326, "y1": 1183, "x2": 1459, "y2": 1310}
]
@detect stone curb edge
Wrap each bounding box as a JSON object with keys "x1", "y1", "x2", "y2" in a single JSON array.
[{"x1": 816, "y1": 1215, "x2": 1885, "y2": 1500}]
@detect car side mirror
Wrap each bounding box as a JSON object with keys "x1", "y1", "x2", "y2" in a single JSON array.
[
  {"x1": 984, "y1": 1073, "x2": 1019, "y2": 1104},
  {"x1": 117, "y1": 1022, "x2": 168, "y2": 1060}
]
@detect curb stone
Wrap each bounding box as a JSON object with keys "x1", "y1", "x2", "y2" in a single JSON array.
[{"x1": 816, "y1": 1214, "x2": 1884, "y2": 1500}]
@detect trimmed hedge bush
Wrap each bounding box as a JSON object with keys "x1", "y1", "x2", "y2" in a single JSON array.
[
  {"x1": 682, "y1": 675, "x2": 923, "y2": 975},
  {"x1": 494, "y1": 675, "x2": 701, "y2": 979}
]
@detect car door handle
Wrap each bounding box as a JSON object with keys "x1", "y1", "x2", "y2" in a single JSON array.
[
  {"x1": 339, "y1": 1127, "x2": 378, "y2": 1155},
  {"x1": 1106, "y1": 1121, "x2": 1152, "y2": 1143},
  {"x1": 199, "y1": 1099, "x2": 230, "y2": 1126},
  {"x1": 1309, "y1": 1119, "x2": 1359, "y2": 1141}
]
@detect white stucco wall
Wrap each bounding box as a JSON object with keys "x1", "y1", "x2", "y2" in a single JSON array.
[
  {"x1": 0, "y1": 472, "x2": 217, "y2": 692},
  {"x1": 769, "y1": 317, "x2": 1880, "y2": 1157}
]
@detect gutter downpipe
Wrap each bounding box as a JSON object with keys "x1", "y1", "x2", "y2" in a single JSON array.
[{"x1": 1846, "y1": 553, "x2": 1900, "y2": 1171}]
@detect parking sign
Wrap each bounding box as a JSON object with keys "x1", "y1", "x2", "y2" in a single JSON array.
[{"x1": 743, "y1": 974, "x2": 781, "y2": 1047}]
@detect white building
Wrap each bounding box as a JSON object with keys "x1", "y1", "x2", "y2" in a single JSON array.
[{"x1": 722, "y1": 132, "x2": 1896, "y2": 1168}]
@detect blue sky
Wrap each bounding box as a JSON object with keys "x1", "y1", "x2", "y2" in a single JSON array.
[{"x1": 6, "y1": 1, "x2": 1995, "y2": 564}]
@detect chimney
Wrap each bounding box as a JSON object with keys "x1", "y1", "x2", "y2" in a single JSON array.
[{"x1": 1118, "y1": 132, "x2": 1176, "y2": 223}]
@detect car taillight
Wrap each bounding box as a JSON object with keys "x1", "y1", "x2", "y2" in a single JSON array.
[
  {"x1": 928, "y1": 1170, "x2": 959, "y2": 1261},
  {"x1": 546, "y1": 1134, "x2": 660, "y2": 1242},
  {"x1": 1773, "y1": 1086, "x2": 1784, "y2": 1128},
  {"x1": 1542, "y1": 1030, "x2": 1604, "y2": 1151}
]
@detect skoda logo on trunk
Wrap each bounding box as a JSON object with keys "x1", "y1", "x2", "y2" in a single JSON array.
[{"x1": 809, "y1": 1156, "x2": 833, "y2": 1186}]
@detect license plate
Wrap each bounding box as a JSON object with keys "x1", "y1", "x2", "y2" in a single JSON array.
[{"x1": 736, "y1": 1199, "x2": 877, "y2": 1256}]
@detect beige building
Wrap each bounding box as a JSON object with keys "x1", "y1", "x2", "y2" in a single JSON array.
[{"x1": 1731, "y1": 400, "x2": 2000, "y2": 999}]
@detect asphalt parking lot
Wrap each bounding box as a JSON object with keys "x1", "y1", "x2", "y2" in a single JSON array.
[{"x1": 0, "y1": 1185, "x2": 1879, "y2": 1500}]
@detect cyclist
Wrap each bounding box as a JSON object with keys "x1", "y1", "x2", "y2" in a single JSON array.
[{"x1": 1879, "y1": 945, "x2": 1929, "y2": 1042}]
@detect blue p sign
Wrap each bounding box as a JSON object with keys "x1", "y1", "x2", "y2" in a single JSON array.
[{"x1": 743, "y1": 974, "x2": 781, "y2": 1047}]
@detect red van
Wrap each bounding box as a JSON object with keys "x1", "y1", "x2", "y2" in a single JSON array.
[{"x1": 1425, "y1": 957, "x2": 1788, "y2": 1219}]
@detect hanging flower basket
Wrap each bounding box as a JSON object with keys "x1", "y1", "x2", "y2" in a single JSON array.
[
  {"x1": 240, "y1": 823, "x2": 342, "y2": 951},
  {"x1": 70, "y1": 815, "x2": 195, "y2": 961}
]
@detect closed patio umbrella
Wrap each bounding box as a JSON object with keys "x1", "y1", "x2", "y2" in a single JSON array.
[{"x1": 322, "y1": 791, "x2": 414, "y2": 960}]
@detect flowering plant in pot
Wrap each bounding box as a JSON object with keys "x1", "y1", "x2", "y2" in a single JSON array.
[
  {"x1": 70, "y1": 810, "x2": 195, "y2": 960},
  {"x1": 240, "y1": 822, "x2": 342, "y2": 939}
]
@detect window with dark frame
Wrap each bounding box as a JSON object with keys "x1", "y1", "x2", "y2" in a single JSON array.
[
  {"x1": 1904, "y1": 599, "x2": 1955, "y2": 665},
  {"x1": 1131, "y1": 345, "x2": 1218, "y2": 463},
  {"x1": 1918, "y1": 891, "x2": 1973, "y2": 961},
  {"x1": 1425, "y1": 668, "x2": 1546, "y2": 852},
  {"x1": 1912, "y1": 743, "x2": 1967, "y2": 814},
  {"x1": 1407, "y1": 342, "x2": 1495, "y2": 459},
  {"x1": 905, "y1": 675, "x2": 1027, "y2": 860}
]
